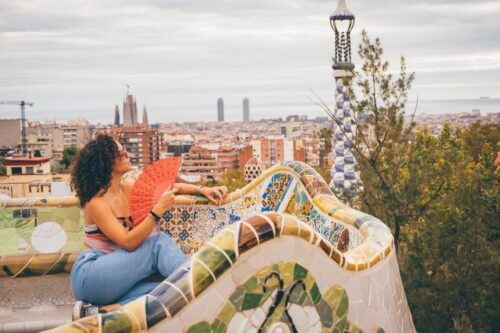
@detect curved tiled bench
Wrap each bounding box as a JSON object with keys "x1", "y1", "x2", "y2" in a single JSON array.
[
  {"x1": 0, "y1": 161, "x2": 415, "y2": 332},
  {"x1": 45, "y1": 212, "x2": 414, "y2": 332}
]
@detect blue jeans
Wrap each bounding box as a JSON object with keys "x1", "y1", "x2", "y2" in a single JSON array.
[{"x1": 70, "y1": 232, "x2": 187, "y2": 306}]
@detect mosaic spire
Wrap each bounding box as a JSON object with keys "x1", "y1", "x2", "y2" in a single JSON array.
[{"x1": 329, "y1": 0, "x2": 363, "y2": 198}]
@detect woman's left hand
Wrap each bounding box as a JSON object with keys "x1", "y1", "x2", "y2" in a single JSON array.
[{"x1": 199, "y1": 186, "x2": 228, "y2": 205}]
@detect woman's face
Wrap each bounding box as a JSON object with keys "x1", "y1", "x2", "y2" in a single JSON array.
[{"x1": 114, "y1": 141, "x2": 133, "y2": 174}]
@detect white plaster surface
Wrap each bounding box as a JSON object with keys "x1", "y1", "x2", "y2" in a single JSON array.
[{"x1": 155, "y1": 237, "x2": 416, "y2": 332}]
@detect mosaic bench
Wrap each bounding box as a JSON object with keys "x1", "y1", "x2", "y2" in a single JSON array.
[{"x1": 0, "y1": 161, "x2": 415, "y2": 332}]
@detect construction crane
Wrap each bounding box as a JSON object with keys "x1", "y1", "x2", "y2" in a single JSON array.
[{"x1": 0, "y1": 100, "x2": 34, "y2": 157}]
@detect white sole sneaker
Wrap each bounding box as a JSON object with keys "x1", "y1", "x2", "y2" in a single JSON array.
[{"x1": 72, "y1": 300, "x2": 84, "y2": 320}]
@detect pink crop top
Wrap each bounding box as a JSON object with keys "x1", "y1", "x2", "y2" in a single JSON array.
[{"x1": 83, "y1": 216, "x2": 134, "y2": 253}]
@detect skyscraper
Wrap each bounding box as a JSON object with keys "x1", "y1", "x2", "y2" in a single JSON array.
[
  {"x1": 123, "y1": 86, "x2": 138, "y2": 127},
  {"x1": 243, "y1": 98, "x2": 250, "y2": 122},
  {"x1": 217, "y1": 98, "x2": 224, "y2": 122},
  {"x1": 142, "y1": 104, "x2": 149, "y2": 126},
  {"x1": 114, "y1": 105, "x2": 120, "y2": 126}
]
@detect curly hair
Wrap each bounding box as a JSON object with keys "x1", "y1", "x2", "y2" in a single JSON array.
[{"x1": 70, "y1": 134, "x2": 120, "y2": 207}]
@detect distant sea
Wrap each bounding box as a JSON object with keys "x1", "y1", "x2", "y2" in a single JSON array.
[
  {"x1": 406, "y1": 98, "x2": 500, "y2": 115},
  {"x1": 1, "y1": 98, "x2": 499, "y2": 123}
]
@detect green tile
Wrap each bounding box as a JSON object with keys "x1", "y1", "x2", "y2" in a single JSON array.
[
  {"x1": 288, "y1": 283, "x2": 307, "y2": 304},
  {"x1": 254, "y1": 265, "x2": 274, "y2": 281},
  {"x1": 210, "y1": 230, "x2": 236, "y2": 262},
  {"x1": 334, "y1": 315, "x2": 348, "y2": 331},
  {"x1": 229, "y1": 287, "x2": 246, "y2": 310},
  {"x1": 324, "y1": 285, "x2": 347, "y2": 310},
  {"x1": 187, "y1": 321, "x2": 211, "y2": 333},
  {"x1": 303, "y1": 273, "x2": 316, "y2": 290},
  {"x1": 301, "y1": 293, "x2": 314, "y2": 306},
  {"x1": 241, "y1": 293, "x2": 263, "y2": 311},
  {"x1": 336, "y1": 292, "x2": 349, "y2": 318},
  {"x1": 192, "y1": 260, "x2": 216, "y2": 296},
  {"x1": 101, "y1": 311, "x2": 133, "y2": 333},
  {"x1": 278, "y1": 262, "x2": 294, "y2": 286},
  {"x1": 0, "y1": 228, "x2": 18, "y2": 255},
  {"x1": 211, "y1": 319, "x2": 226, "y2": 333},
  {"x1": 310, "y1": 283, "x2": 321, "y2": 304},
  {"x1": 243, "y1": 275, "x2": 259, "y2": 292},
  {"x1": 293, "y1": 263, "x2": 308, "y2": 281},
  {"x1": 196, "y1": 246, "x2": 231, "y2": 278},
  {"x1": 315, "y1": 299, "x2": 333, "y2": 328},
  {"x1": 217, "y1": 302, "x2": 236, "y2": 324}
]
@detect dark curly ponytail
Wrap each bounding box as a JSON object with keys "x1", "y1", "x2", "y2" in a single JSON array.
[{"x1": 70, "y1": 134, "x2": 120, "y2": 207}]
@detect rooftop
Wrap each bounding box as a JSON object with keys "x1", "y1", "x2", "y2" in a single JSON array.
[{"x1": 5, "y1": 157, "x2": 51, "y2": 165}]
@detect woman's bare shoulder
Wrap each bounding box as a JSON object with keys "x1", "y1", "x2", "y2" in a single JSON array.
[
  {"x1": 85, "y1": 196, "x2": 109, "y2": 213},
  {"x1": 121, "y1": 179, "x2": 135, "y2": 197}
]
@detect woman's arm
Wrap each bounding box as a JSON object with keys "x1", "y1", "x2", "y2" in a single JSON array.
[
  {"x1": 87, "y1": 199, "x2": 156, "y2": 252},
  {"x1": 174, "y1": 183, "x2": 228, "y2": 205},
  {"x1": 87, "y1": 188, "x2": 177, "y2": 252}
]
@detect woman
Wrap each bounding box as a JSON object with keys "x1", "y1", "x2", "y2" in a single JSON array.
[{"x1": 70, "y1": 134, "x2": 228, "y2": 319}]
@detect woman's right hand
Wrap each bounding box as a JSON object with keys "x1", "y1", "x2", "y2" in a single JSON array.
[{"x1": 152, "y1": 188, "x2": 178, "y2": 215}]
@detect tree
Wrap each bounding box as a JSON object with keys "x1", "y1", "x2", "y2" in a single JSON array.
[
  {"x1": 401, "y1": 124, "x2": 499, "y2": 332},
  {"x1": 318, "y1": 127, "x2": 332, "y2": 151},
  {"x1": 314, "y1": 166, "x2": 331, "y2": 185},
  {"x1": 220, "y1": 168, "x2": 247, "y2": 193},
  {"x1": 314, "y1": 30, "x2": 448, "y2": 250},
  {"x1": 61, "y1": 146, "x2": 79, "y2": 171},
  {"x1": 50, "y1": 160, "x2": 64, "y2": 174},
  {"x1": 311, "y1": 29, "x2": 499, "y2": 332},
  {"x1": 0, "y1": 163, "x2": 6, "y2": 176}
]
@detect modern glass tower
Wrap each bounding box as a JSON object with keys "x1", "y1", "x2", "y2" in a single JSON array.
[
  {"x1": 114, "y1": 105, "x2": 120, "y2": 126},
  {"x1": 217, "y1": 98, "x2": 224, "y2": 122},
  {"x1": 142, "y1": 104, "x2": 149, "y2": 126},
  {"x1": 243, "y1": 98, "x2": 250, "y2": 122}
]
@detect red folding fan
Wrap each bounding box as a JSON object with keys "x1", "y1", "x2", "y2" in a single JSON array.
[{"x1": 129, "y1": 157, "x2": 182, "y2": 225}]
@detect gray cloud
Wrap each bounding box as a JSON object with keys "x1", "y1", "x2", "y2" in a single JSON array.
[{"x1": 0, "y1": 0, "x2": 499, "y2": 123}]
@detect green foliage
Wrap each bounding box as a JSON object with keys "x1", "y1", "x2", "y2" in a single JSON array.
[
  {"x1": 317, "y1": 30, "x2": 432, "y2": 250},
  {"x1": 0, "y1": 163, "x2": 6, "y2": 177},
  {"x1": 314, "y1": 166, "x2": 331, "y2": 184},
  {"x1": 50, "y1": 160, "x2": 64, "y2": 174},
  {"x1": 61, "y1": 146, "x2": 79, "y2": 171},
  {"x1": 318, "y1": 127, "x2": 332, "y2": 151},
  {"x1": 316, "y1": 29, "x2": 498, "y2": 331},
  {"x1": 401, "y1": 124, "x2": 499, "y2": 332},
  {"x1": 220, "y1": 168, "x2": 247, "y2": 193}
]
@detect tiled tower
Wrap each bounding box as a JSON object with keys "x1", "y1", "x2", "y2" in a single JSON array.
[{"x1": 329, "y1": 0, "x2": 363, "y2": 198}]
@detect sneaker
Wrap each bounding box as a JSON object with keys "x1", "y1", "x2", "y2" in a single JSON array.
[{"x1": 72, "y1": 300, "x2": 100, "y2": 320}]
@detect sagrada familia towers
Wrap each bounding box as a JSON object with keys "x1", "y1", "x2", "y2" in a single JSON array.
[
  {"x1": 114, "y1": 85, "x2": 149, "y2": 127},
  {"x1": 329, "y1": 0, "x2": 363, "y2": 200}
]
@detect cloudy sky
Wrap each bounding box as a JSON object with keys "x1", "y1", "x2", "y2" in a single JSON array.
[{"x1": 1, "y1": 0, "x2": 499, "y2": 123}]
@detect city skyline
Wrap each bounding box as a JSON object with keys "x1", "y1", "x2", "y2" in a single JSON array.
[{"x1": 1, "y1": 0, "x2": 499, "y2": 123}]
